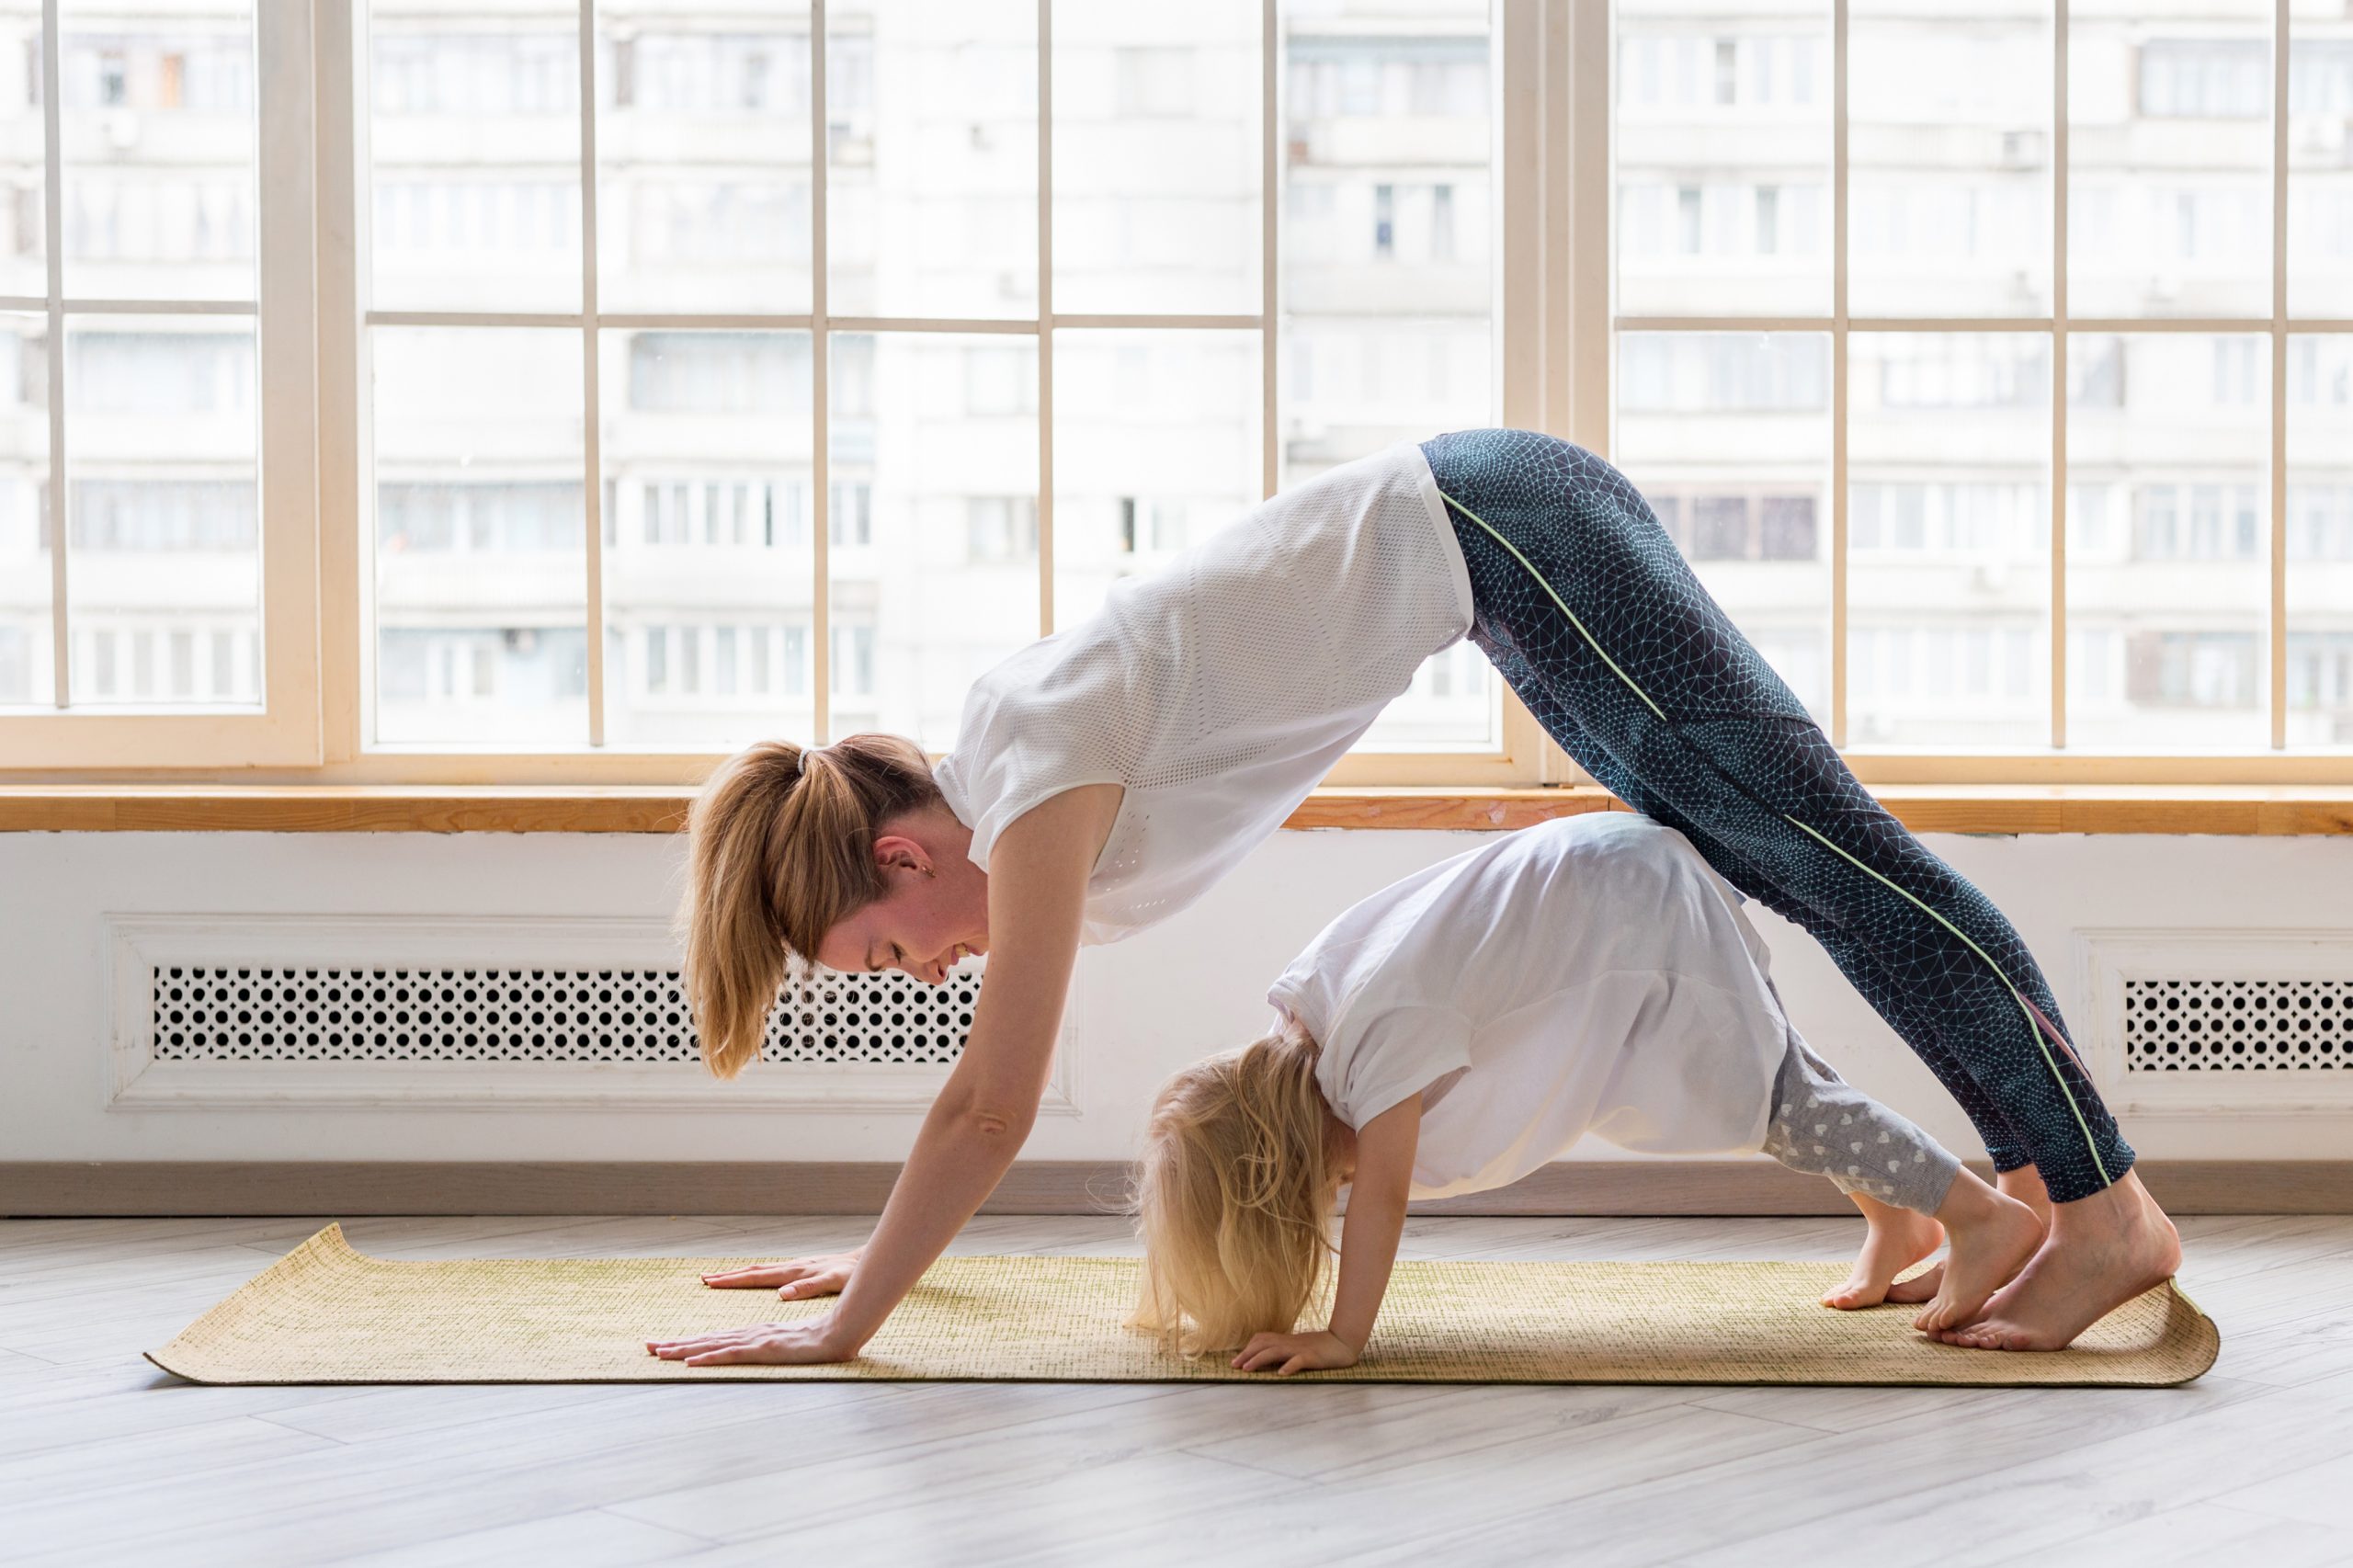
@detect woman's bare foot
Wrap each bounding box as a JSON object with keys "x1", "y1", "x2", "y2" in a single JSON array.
[
  {"x1": 1995, "y1": 1164, "x2": 2054, "y2": 1228},
  {"x1": 1911, "y1": 1169, "x2": 2046, "y2": 1334},
  {"x1": 1824, "y1": 1192, "x2": 1945, "y2": 1310},
  {"x1": 1937, "y1": 1169, "x2": 2181, "y2": 1351}
]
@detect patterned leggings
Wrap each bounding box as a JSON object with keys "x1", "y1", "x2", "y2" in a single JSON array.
[{"x1": 1420, "y1": 427, "x2": 2132, "y2": 1204}]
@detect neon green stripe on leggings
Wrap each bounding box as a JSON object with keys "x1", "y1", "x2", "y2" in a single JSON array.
[{"x1": 1437, "y1": 485, "x2": 2113, "y2": 1189}]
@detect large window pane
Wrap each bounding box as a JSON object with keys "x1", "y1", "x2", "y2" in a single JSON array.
[
  {"x1": 1849, "y1": 5, "x2": 2050, "y2": 318},
  {"x1": 1282, "y1": 3, "x2": 1490, "y2": 484},
  {"x1": 1281, "y1": 2, "x2": 1496, "y2": 749},
  {"x1": 825, "y1": 2, "x2": 1036, "y2": 321},
  {"x1": 596, "y1": 6, "x2": 813, "y2": 315},
  {"x1": 1615, "y1": 331, "x2": 1832, "y2": 722},
  {"x1": 1616, "y1": 0, "x2": 1831, "y2": 318},
  {"x1": 369, "y1": 3, "x2": 583, "y2": 313},
  {"x1": 600, "y1": 329, "x2": 813, "y2": 748},
  {"x1": 0, "y1": 6, "x2": 43, "y2": 298},
  {"x1": 372, "y1": 327, "x2": 585, "y2": 745},
  {"x1": 1051, "y1": 0, "x2": 1259, "y2": 316},
  {"x1": 59, "y1": 0, "x2": 256, "y2": 301},
  {"x1": 64, "y1": 315, "x2": 256, "y2": 707},
  {"x1": 2070, "y1": 0, "x2": 2271, "y2": 320},
  {"x1": 1280, "y1": 318, "x2": 1488, "y2": 483},
  {"x1": 1051, "y1": 328, "x2": 1259, "y2": 633},
  {"x1": 829, "y1": 332, "x2": 1038, "y2": 748},
  {"x1": 2288, "y1": 334, "x2": 2353, "y2": 747},
  {"x1": 2289, "y1": 23, "x2": 2353, "y2": 318},
  {"x1": 2066, "y1": 333, "x2": 2268, "y2": 749},
  {"x1": 0, "y1": 314, "x2": 47, "y2": 707},
  {"x1": 1848, "y1": 334, "x2": 2051, "y2": 748}
]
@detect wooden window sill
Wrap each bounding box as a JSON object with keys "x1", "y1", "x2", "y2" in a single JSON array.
[{"x1": 4, "y1": 783, "x2": 2353, "y2": 835}]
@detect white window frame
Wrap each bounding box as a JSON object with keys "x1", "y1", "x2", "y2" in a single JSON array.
[
  {"x1": 291, "y1": 0, "x2": 1556, "y2": 786},
  {"x1": 0, "y1": 0, "x2": 319, "y2": 768},
  {"x1": 9, "y1": 0, "x2": 2350, "y2": 788}
]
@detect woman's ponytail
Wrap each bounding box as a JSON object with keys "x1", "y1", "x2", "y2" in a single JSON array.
[{"x1": 679, "y1": 733, "x2": 940, "y2": 1078}]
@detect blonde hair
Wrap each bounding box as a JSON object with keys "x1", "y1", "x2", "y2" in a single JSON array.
[
  {"x1": 679, "y1": 733, "x2": 942, "y2": 1079},
  {"x1": 1128, "y1": 1020, "x2": 1344, "y2": 1357}
]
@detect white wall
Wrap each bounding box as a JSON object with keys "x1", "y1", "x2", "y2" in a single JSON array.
[{"x1": 4, "y1": 826, "x2": 2351, "y2": 1167}]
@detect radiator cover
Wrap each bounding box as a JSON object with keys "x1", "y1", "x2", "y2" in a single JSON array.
[
  {"x1": 106, "y1": 914, "x2": 1076, "y2": 1113},
  {"x1": 151, "y1": 964, "x2": 975, "y2": 1067}
]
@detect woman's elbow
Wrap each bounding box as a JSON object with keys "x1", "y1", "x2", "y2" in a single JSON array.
[{"x1": 938, "y1": 1092, "x2": 1038, "y2": 1144}]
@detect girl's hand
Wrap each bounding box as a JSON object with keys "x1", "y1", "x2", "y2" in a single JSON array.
[
  {"x1": 645, "y1": 1314, "x2": 858, "y2": 1367},
  {"x1": 698, "y1": 1252, "x2": 859, "y2": 1301},
  {"x1": 1230, "y1": 1330, "x2": 1360, "y2": 1376}
]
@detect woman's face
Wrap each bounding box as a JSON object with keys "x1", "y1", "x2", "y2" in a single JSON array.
[{"x1": 813, "y1": 829, "x2": 990, "y2": 984}]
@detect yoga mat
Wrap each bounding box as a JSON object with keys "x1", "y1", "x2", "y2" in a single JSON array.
[{"x1": 148, "y1": 1224, "x2": 2218, "y2": 1387}]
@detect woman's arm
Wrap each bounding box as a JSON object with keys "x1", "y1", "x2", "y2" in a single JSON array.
[
  {"x1": 1233, "y1": 1095, "x2": 1420, "y2": 1375},
  {"x1": 647, "y1": 783, "x2": 1120, "y2": 1368}
]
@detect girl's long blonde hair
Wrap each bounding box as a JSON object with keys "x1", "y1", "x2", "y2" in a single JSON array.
[
  {"x1": 1128, "y1": 1020, "x2": 1344, "y2": 1357},
  {"x1": 679, "y1": 733, "x2": 942, "y2": 1079}
]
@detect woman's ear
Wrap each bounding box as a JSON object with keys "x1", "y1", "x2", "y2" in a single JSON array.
[{"x1": 871, "y1": 834, "x2": 933, "y2": 878}]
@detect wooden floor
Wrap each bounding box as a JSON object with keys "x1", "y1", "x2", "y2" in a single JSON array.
[{"x1": 5, "y1": 1213, "x2": 2351, "y2": 1568}]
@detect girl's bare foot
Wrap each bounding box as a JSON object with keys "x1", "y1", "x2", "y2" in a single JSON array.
[
  {"x1": 1911, "y1": 1169, "x2": 2046, "y2": 1334},
  {"x1": 1823, "y1": 1192, "x2": 1944, "y2": 1310},
  {"x1": 1898, "y1": 1164, "x2": 2055, "y2": 1304},
  {"x1": 1938, "y1": 1169, "x2": 2182, "y2": 1351}
]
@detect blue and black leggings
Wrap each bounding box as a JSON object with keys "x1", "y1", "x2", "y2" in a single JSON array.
[{"x1": 1421, "y1": 427, "x2": 2131, "y2": 1204}]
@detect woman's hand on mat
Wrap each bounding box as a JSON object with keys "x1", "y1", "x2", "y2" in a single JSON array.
[
  {"x1": 644, "y1": 1315, "x2": 858, "y2": 1367},
  {"x1": 697, "y1": 1252, "x2": 860, "y2": 1301},
  {"x1": 1230, "y1": 1330, "x2": 1360, "y2": 1376}
]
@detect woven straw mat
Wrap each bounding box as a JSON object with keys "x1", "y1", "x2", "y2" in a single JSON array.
[{"x1": 147, "y1": 1224, "x2": 2219, "y2": 1387}]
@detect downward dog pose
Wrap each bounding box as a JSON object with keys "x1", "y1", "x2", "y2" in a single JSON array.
[
  {"x1": 649, "y1": 429, "x2": 2175, "y2": 1370},
  {"x1": 1131, "y1": 812, "x2": 2044, "y2": 1369}
]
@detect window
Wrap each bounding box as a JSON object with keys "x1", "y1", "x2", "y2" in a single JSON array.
[
  {"x1": 0, "y1": 0, "x2": 313, "y2": 763},
  {"x1": 966, "y1": 497, "x2": 1038, "y2": 562},
  {"x1": 2142, "y1": 40, "x2": 2269, "y2": 119},
  {"x1": 14, "y1": 5, "x2": 2353, "y2": 782},
  {"x1": 1620, "y1": 0, "x2": 2342, "y2": 758},
  {"x1": 828, "y1": 482, "x2": 870, "y2": 548}
]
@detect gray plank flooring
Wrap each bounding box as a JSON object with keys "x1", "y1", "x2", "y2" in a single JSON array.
[{"x1": 3, "y1": 1213, "x2": 2347, "y2": 1568}]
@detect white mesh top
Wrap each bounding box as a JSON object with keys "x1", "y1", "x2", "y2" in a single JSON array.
[{"x1": 933, "y1": 442, "x2": 1474, "y2": 945}]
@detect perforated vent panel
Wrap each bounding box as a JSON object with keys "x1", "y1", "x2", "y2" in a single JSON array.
[
  {"x1": 2123, "y1": 979, "x2": 2353, "y2": 1073},
  {"x1": 150, "y1": 966, "x2": 978, "y2": 1066}
]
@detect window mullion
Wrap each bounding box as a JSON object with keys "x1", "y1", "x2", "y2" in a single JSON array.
[
  {"x1": 41, "y1": 0, "x2": 63, "y2": 709},
  {"x1": 1500, "y1": 0, "x2": 1542, "y2": 434},
  {"x1": 1260, "y1": 0, "x2": 1277, "y2": 500},
  {"x1": 2270, "y1": 0, "x2": 2289, "y2": 750},
  {"x1": 1830, "y1": 0, "x2": 1849, "y2": 750},
  {"x1": 318, "y1": 0, "x2": 366, "y2": 764},
  {"x1": 812, "y1": 0, "x2": 831, "y2": 742},
  {"x1": 1037, "y1": 0, "x2": 1053, "y2": 640},
  {"x1": 1570, "y1": 0, "x2": 1608, "y2": 454},
  {"x1": 578, "y1": 0, "x2": 606, "y2": 748},
  {"x1": 2052, "y1": 0, "x2": 2071, "y2": 750}
]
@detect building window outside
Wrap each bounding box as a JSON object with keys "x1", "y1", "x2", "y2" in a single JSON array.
[{"x1": 17, "y1": 7, "x2": 2353, "y2": 776}]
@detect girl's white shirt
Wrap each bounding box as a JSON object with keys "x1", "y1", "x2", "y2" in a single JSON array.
[
  {"x1": 934, "y1": 442, "x2": 1473, "y2": 945},
  {"x1": 1270, "y1": 813, "x2": 1792, "y2": 1201}
]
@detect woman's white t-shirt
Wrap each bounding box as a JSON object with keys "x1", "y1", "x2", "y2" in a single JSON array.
[
  {"x1": 1268, "y1": 813, "x2": 1793, "y2": 1201},
  {"x1": 933, "y1": 442, "x2": 1473, "y2": 944}
]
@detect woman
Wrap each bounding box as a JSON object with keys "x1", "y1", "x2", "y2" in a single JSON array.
[{"x1": 645, "y1": 428, "x2": 2177, "y2": 1369}]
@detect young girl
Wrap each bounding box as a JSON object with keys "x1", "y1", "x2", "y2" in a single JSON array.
[
  {"x1": 1131, "y1": 812, "x2": 2046, "y2": 1370},
  {"x1": 659, "y1": 430, "x2": 2176, "y2": 1373}
]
